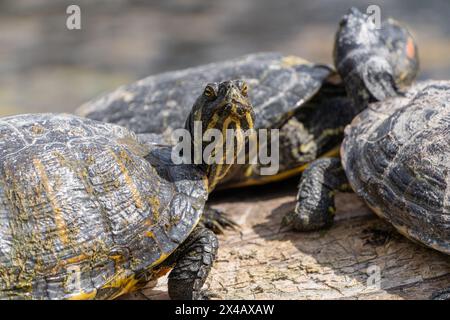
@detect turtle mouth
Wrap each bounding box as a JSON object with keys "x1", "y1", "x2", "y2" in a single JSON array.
[
  {"x1": 210, "y1": 100, "x2": 254, "y2": 129},
  {"x1": 224, "y1": 101, "x2": 253, "y2": 118},
  {"x1": 226, "y1": 103, "x2": 254, "y2": 132}
]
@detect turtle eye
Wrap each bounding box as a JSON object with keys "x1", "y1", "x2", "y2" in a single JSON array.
[
  {"x1": 240, "y1": 82, "x2": 249, "y2": 97},
  {"x1": 204, "y1": 85, "x2": 217, "y2": 100}
]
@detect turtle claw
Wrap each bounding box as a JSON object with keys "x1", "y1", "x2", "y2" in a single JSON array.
[
  {"x1": 201, "y1": 206, "x2": 239, "y2": 234},
  {"x1": 278, "y1": 213, "x2": 294, "y2": 233}
]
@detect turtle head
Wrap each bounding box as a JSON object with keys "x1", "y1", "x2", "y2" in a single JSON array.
[
  {"x1": 185, "y1": 80, "x2": 255, "y2": 191},
  {"x1": 334, "y1": 7, "x2": 419, "y2": 109},
  {"x1": 335, "y1": 7, "x2": 380, "y2": 51}
]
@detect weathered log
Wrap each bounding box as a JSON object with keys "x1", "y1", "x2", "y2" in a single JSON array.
[{"x1": 122, "y1": 181, "x2": 450, "y2": 300}]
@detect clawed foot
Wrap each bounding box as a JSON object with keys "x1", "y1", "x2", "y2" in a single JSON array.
[
  {"x1": 168, "y1": 227, "x2": 219, "y2": 300},
  {"x1": 201, "y1": 206, "x2": 239, "y2": 234},
  {"x1": 281, "y1": 158, "x2": 347, "y2": 232}
]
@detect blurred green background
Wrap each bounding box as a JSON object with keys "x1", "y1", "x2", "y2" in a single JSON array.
[{"x1": 0, "y1": 0, "x2": 449, "y2": 116}]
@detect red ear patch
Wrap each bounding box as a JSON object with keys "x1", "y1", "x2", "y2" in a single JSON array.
[{"x1": 406, "y1": 37, "x2": 415, "y2": 59}]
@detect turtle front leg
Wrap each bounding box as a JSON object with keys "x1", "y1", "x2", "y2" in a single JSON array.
[
  {"x1": 167, "y1": 226, "x2": 218, "y2": 300},
  {"x1": 282, "y1": 157, "x2": 351, "y2": 231},
  {"x1": 200, "y1": 206, "x2": 238, "y2": 234}
]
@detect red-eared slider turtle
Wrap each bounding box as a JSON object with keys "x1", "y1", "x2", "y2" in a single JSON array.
[
  {"x1": 283, "y1": 7, "x2": 422, "y2": 230},
  {"x1": 344, "y1": 80, "x2": 450, "y2": 255},
  {"x1": 0, "y1": 80, "x2": 254, "y2": 300},
  {"x1": 77, "y1": 53, "x2": 347, "y2": 188},
  {"x1": 344, "y1": 81, "x2": 450, "y2": 300},
  {"x1": 290, "y1": 81, "x2": 450, "y2": 299},
  {"x1": 77, "y1": 8, "x2": 419, "y2": 231},
  {"x1": 77, "y1": 8, "x2": 418, "y2": 193},
  {"x1": 283, "y1": 9, "x2": 449, "y2": 299}
]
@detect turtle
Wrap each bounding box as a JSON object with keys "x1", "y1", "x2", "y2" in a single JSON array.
[
  {"x1": 281, "y1": 9, "x2": 450, "y2": 299},
  {"x1": 282, "y1": 7, "x2": 423, "y2": 230},
  {"x1": 77, "y1": 53, "x2": 348, "y2": 189},
  {"x1": 289, "y1": 80, "x2": 450, "y2": 299},
  {"x1": 76, "y1": 9, "x2": 419, "y2": 230},
  {"x1": 0, "y1": 80, "x2": 254, "y2": 300}
]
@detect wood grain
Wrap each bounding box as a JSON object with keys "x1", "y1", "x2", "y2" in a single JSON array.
[{"x1": 122, "y1": 179, "x2": 450, "y2": 300}]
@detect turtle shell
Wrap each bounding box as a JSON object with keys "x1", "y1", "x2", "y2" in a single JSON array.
[
  {"x1": 0, "y1": 114, "x2": 207, "y2": 299},
  {"x1": 342, "y1": 81, "x2": 450, "y2": 254},
  {"x1": 77, "y1": 52, "x2": 334, "y2": 136}
]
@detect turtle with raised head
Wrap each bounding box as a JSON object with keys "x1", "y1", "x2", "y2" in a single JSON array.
[
  {"x1": 282, "y1": 9, "x2": 450, "y2": 300},
  {"x1": 283, "y1": 7, "x2": 422, "y2": 230},
  {"x1": 77, "y1": 8, "x2": 419, "y2": 230},
  {"x1": 0, "y1": 80, "x2": 254, "y2": 300},
  {"x1": 77, "y1": 53, "x2": 347, "y2": 189}
]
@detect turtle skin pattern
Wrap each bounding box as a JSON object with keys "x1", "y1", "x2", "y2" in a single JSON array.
[
  {"x1": 342, "y1": 81, "x2": 450, "y2": 254},
  {"x1": 0, "y1": 114, "x2": 208, "y2": 299}
]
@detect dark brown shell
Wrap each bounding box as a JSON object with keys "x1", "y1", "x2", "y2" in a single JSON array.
[{"x1": 0, "y1": 114, "x2": 207, "y2": 299}]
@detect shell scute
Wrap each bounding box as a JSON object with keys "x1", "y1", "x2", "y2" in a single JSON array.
[
  {"x1": 342, "y1": 81, "x2": 450, "y2": 254},
  {"x1": 0, "y1": 114, "x2": 206, "y2": 299}
]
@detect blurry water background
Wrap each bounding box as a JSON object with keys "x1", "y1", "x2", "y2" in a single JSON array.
[{"x1": 0, "y1": 0, "x2": 449, "y2": 115}]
